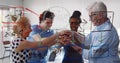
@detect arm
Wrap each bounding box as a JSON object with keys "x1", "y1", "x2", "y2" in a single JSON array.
[
  {"x1": 71, "y1": 44, "x2": 82, "y2": 54},
  {"x1": 15, "y1": 32, "x2": 60, "y2": 52},
  {"x1": 90, "y1": 31, "x2": 114, "y2": 57},
  {"x1": 58, "y1": 31, "x2": 83, "y2": 54}
]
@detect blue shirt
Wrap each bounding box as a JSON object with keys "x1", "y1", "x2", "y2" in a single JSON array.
[
  {"x1": 27, "y1": 25, "x2": 54, "y2": 63},
  {"x1": 84, "y1": 20, "x2": 120, "y2": 63}
]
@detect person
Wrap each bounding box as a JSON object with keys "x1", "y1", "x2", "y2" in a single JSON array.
[
  {"x1": 11, "y1": 16, "x2": 32, "y2": 63},
  {"x1": 12, "y1": 13, "x2": 65, "y2": 63},
  {"x1": 60, "y1": 11, "x2": 84, "y2": 63},
  {"x1": 57, "y1": 1, "x2": 120, "y2": 63},
  {"x1": 26, "y1": 10, "x2": 56, "y2": 63},
  {"x1": 82, "y1": 1, "x2": 120, "y2": 63},
  {"x1": 15, "y1": 11, "x2": 84, "y2": 63}
]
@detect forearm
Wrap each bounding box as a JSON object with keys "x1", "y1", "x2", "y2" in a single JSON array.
[
  {"x1": 36, "y1": 33, "x2": 58, "y2": 47},
  {"x1": 74, "y1": 32, "x2": 85, "y2": 44},
  {"x1": 46, "y1": 40, "x2": 56, "y2": 47},
  {"x1": 71, "y1": 44, "x2": 82, "y2": 54}
]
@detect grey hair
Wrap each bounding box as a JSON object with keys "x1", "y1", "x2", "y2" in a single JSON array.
[{"x1": 87, "y1": 1, "x2": 107, "y2": 18}]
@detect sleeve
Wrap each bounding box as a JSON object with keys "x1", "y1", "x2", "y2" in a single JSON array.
[
  {"x1": 83, "y1": 34, "x2": 91, "y2": 59},
  {"x1": 84, "y1": 34, "x2": 91, "y2": 49},
  {"x1": 49, "y1": 29, "x2": 55, "y2": 36},
  {"x1": 30, "y1": 25, "x2": 39, "y2": 35},
  {"x1": 90, "y1": 31, "x2": 112, "y2": 58},
  {"x1": 27, "y1": 25, "x2": 38, "y2": 41}
]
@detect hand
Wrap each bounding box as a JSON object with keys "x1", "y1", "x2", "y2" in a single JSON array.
[{"x1": 58, "y1": 32, "x2": 72, "y2": 45}]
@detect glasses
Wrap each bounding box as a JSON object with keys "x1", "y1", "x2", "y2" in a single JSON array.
[{"x1": 89, "y1": 14, "x2": 97, "y2": 19}]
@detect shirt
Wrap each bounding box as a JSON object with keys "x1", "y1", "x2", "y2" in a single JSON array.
[
  {"x1": 27, "y1": 25, "x2": 54, "y2": 63},
  {"x1": 11, "y1": 38, "x2": 31, "y2": 63},
  {"x1": 84, "y1": 19, "x2": 120, "y2": 63}
]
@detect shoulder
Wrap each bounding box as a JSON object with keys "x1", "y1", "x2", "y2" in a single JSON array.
[
  {"x1": 42, "y1": 29, "x2": 55, "y2": 37},
  {"x1": 12, "y1": 38, "x2": 23, "y2": 43},
  {"x1": 31, "y1": 25, "x2": 40, "y2": 30},
  {"x1": 49, "y1": 29, "x2": 54, "y2": 33}
]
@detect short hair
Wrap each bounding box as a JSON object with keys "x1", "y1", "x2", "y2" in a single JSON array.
[
  {"x1": 87, "y1": 1, "x2": 107, "y2": 17},
  {"x1": 70, "y1": 10, "x2": 82, "y2": 23},
  {"x1": 39, "y1": 10, "x2": 55, "y2": 23}
]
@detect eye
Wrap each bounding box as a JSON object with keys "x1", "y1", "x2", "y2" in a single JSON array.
[
  {"x1": 70, "y1": 22, "x2": 79, "y2": 25},
  {"x1": 89, "y1": 14, "x2": 97, "y2": 18}
]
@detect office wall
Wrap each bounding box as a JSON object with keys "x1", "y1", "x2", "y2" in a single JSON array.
[
  {"x1": 0, "y1": 0, "x2": 23, "y2": 42},
  {"x1": 23, "y1": 0, "x2": 120, "y2": 34},
  {"x1": 0, "y1": 0, "x2": 120, "y2": 43},
  {"x1": 0, "y1": 0, "x2": 23, "y2": 6}
]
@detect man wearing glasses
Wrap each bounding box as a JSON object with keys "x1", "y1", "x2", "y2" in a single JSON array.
[{"x1": 83, "y1": 1, "x2": 120, "y2": 63}]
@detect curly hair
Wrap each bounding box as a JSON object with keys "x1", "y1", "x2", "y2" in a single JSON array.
[{"x1": 13, "y1": 17, "x2": 30, "y2": 35}]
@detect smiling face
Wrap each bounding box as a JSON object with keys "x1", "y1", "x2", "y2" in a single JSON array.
[
  {"x1": 22, "y1": 25, "x2": 32, "y2": 38},
  {"x1": 14, "y1": 17, "x2": 32, "y2": 39},
  {"x1": 89, "y1": 11, "x2": 102, "y2": 26},
  {"x1": 40, "y1": 18, "x2": 53, "y2": 31},
  {"x1": 69, "y1": 18, "x2": 80, "y2": 31},
  {"x1": 87, "y1": 1, "x2": 107, "y2": 26},
  {"x1": 39, "y1": 11, "x2": 54, "y2": 31}
]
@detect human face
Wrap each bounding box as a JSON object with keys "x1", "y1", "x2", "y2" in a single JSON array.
[
  {"x1": 70, "y1": 18, "x2": 80, "y2": 31},
  {"x1": 89, "y1": 12, "x2": 101, "y2": 26},
  {"x1": 41, "y1": 18, "x2": 53, "y2": 31},
  {"x1": 22, "y1": 25, "x2": 32, "y2": 38}
]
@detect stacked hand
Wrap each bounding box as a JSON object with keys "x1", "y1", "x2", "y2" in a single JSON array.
[
  {"x1": 58, "y1": 30, "x2": 83, "y2": 54},
  {"x1": 58, "y1": 30, "x2": 74, "y2": 45}
]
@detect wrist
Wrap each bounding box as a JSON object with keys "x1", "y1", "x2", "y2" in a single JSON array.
[{"x1": 37, "y1": 41, "x2": 42, "y2": 47}]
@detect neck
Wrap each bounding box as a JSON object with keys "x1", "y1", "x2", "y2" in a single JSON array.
[
  {"x1": 97, "y1": 17, "x2": 108, "y2": 26},
  {"x1": 39, "y1": 24, "x2": 48, "y2": 31},
  {"x1": 100, "y1": 17, "x2": 108, "y2": 24}
]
